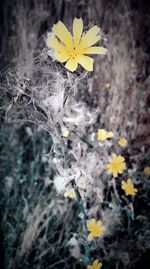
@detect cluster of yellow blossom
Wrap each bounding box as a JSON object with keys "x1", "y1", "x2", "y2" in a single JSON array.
[
  {"x1": 106, "y1": 153, "x2": 137, "y2": 196},
  {"x1": 86, "y1": 219, "x2": 105, "y2": 268},
  {"x1": 47, "y1": 18, "x2": 139, "y2": 269}
]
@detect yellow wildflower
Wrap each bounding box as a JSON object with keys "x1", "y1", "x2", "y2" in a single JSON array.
[
  {"x1": 118, "y1": 137, "x2": 127, "y2": 148},
  {"x1": 97, "y1": 129, "x2": 114, "y2": 141},
  {"x1": 144, "y1": 166, "x2": 150, "y2": 175},
  {"x1": 87, "y1": 259, "x2": 103, "y2": 269},
  {"x1": 121, "y1": 178, "x2": 138, "y2": 196},
  {"x1": 62, "y1": 129, "x2": 70, "y2": 137},
  {"x1": 87, "y1": 218, "x2": 105, "y2": 241},
  {"x1": 106, "y1": 153, "x2": 126, "y2": 177},
  {"x1": 64, "y1": 189, "x2": 76, "y2": 199},
  {"x1": 46, "y1": 18, "x2": 107, "y2": 72}
]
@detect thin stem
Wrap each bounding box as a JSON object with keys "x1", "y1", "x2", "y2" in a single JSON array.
[{"x1": 71, "y1": 179, "x2": 91, "y2": 264}]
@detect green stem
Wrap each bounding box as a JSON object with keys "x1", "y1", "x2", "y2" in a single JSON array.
[{"x1": 71, "y1": 179, "x2": 91, "y2": 264}]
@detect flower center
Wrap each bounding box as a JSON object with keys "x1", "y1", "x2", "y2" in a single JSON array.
[
  {"x1": 112, "y1": 163, "x2": 118, "y2": 170},
  {"x1": 68, "y1": 47, "x2": 77, "y2": 59}
]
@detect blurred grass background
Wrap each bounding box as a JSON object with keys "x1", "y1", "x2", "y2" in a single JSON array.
[{"x1": 0, "y1": 0, "x2": 150, "y2": 268}]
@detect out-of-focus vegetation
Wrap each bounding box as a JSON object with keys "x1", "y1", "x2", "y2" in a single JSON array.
[{"x1": 0, "y1": 0, "x2": 150, "y2": 269}]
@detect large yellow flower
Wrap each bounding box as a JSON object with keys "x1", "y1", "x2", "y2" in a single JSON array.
[
  {"x1": 121, "y1": 178, "x2": 137, "y2": 196},
  {"x1": 46, "y1": 18, "x2": 107, "y2": 72},
  {"x1": 87, "y1": 259, "x2": 103, "y2": 269},
  {"x1": 106, "y1": 153, "x2": 126, "y2": 177},
  {"x1": 87, "y1": 218, "x2": 106, "y2": 241}
]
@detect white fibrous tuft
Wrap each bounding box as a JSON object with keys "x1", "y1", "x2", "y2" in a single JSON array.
[{"x1": 53, "y1": 175, "x2": 67, "y2": 193}]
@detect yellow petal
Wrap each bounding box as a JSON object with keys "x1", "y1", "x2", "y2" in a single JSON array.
[
  {"x1": 84, "y1": 46, "x2": 107, "y2": 54},
  {"x1": 73, "y1": 18, "x2": 83, "y2": 47},
  {"x1": 127, "y1": 178, "x2": 132, "y2": 184},
  {"x1": 97, "y1": 220, "x2": 102, "y2": 226},
  {"x1": 52, "y1": 21, "x2": 73, "y2": 47},
  {"x1": 80, "y1": 25, "x2": 101, "y2": 48},
  {"x1": 55, "y1": 51, "x2": 70, "y2": 62},
  {"x1": 47, "y1": 36, "x2": 66, "y2": 53},
  {"x1": 87, "y1": 218, "x2": 96, "y2": 229},
  {"x1": 76, "y1": 55, "x2": 94, "y2": 71},
  {"x1": 65, "y1": 58, "x2": 78, "y2": 72},
  {"x1": 111, "y1": 153, "x2": 117, "y2": 161},
  {"x1": 116, "y1": 156, "x2": 125, "y2": 163},
  {"x1": 87, "y1": 233, "x2": 93, "y2": 241},
  {"x1": 107, "y1": 131, "x2": 114, "y2": 138},
  {"x1": 113, "y1": 170, "x2": 118, "y2": 177},
  {"x1": 93, "y1": 260, "x2": 99, "y2": 266},
  {"x1": 121, "y1": 181, "x2": 126, "y2": 189}
]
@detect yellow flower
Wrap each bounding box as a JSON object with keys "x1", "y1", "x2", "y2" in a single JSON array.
[
  {"x1": 87, "y1": 218, "x2": 105, "y2": 240},
  {"x1": 97, "y1": 129, "x2": 113, "y2": 141},
  {"x1": 144, "y1": 166, "x2": 150, "y2": 175},
  {"x1": 46, "y1": 18, "x2": 107, "y2": 72},
  {"x1": 64, "y1": 189, "x2": 76, "y2": 199},
  {"x1": 118, "y1": 137, "x2": 127, "y2": 148},
  {"x1": 87, "y1": 259, "x2": 103, "y2": 269},
  {"x1": 121, "y1": 178, "x2": 138, "y2": 196},
  {"x1": 106, "y1": 153, "x2": 126, "y2": 177},
  {"x1": 62, "y1": 129, "x2": 70, "y2": 137}
]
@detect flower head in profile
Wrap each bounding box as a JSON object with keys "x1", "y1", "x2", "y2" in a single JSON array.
[
  {"x1": 144, "y1": 166, "x2": 150, "y2": 175},
  {"x1": 97, "y1": 129, "x2": 113, "y2": 141},
  {"x1": 87, "y1": 218, "x2": 105, "y2": 241},
  {"x1": 64, "y1": 189, "x2": 76, "y2": 199},
  {"x1": 62, "y1": 129, "x2": 70, "y2": 138},
  {"x1": 106, "y1": 153, "x2": 126, "y2": 177},
  {"x1": 87, "y1": 259, "x2": 103, "y2": 269},
  {"x1": 121, "y1": 178, "x2": 138, "y2": 196},
  {"x1": 46, "y1": 18, "x2": 107, "y2": 72},
  {"x1": 118, "y1": 137, "x2": 127, "y2": 148}
]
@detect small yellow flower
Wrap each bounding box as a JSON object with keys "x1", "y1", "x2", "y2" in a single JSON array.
[
  {"x1": 118, "y1": 137, "x2": 127, "y2": 148},
  {"x1": 106, "y1": 153, "x2": 126, "y2": 177},
  {"x1": 144, "y1": 166, "x2": 150, "y2": 175},
  {"x1": 87, "y1": 259, "x2": 103, "y2": 269},
  {"x1": 121, "y1": 178, "x2": 138, "y2": 196},
  {"x1": 97, "y1": 129, "x2": 114, "y2": 141},
  {"x1": 46, "y1": 18, "x2": 107, "y2": 72},
  {"x1": 87, "y1": 218, "x2": 105, "y2": 241},
  {"x1": 64, "y1": 189, "x2": 76, "y2": 199},
  {"x1": 62, "y1": 129, "x2": 70, "y2": 137}
]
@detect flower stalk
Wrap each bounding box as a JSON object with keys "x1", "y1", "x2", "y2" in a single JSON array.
[{"x1": 71, "y1": 179, "x2": 92, "y2": 265}]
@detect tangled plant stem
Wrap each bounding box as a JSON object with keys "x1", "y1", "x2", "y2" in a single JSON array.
[
  {"x1": 71, "y1": 179, "x2": 92, "y2": 265},
  {"x1": 52, "y1": 120, "x2": 92, "y2": 265}
]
